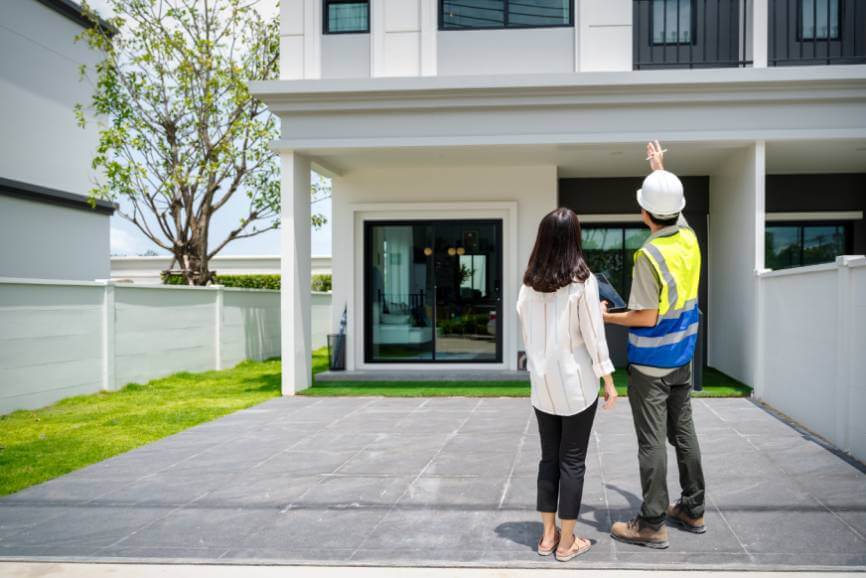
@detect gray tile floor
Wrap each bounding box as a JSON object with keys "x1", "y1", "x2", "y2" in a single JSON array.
[{"x1": 1, "y1": 397, "x2": 864, "y2": 570}]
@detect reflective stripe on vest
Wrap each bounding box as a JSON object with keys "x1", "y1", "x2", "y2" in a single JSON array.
[{"x1": 627, "y1": 226, "x2": 701, "y2": 368}]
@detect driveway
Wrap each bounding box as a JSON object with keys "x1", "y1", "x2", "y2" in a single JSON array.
[{"x1": 0, "y1": 396, "x2": 864, "y2": 571}]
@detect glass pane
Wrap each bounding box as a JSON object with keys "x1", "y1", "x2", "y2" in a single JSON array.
[
  {"x1": 507, "y1": 0, "x2": 570, "y2": 27},
  {"x1": 369, "y1": 224, "x2": 434, "y2": 361},
  {"x1": 802, "y1": 0, "x2": 839, "y2": 40},
  {"x1": 434, "y1": 222, "x2": 500, "y2": 361},
  {"x1": 653, "y1": 0, "x2": 692, "y2": 44},
  {"x1": 327, "y1": 2, "x2": 368, "y2": 33},
  {"x1": 765, "y1": 226, "x2": 801, "y2": 270},
  {"x1": 441, "y1": 0, "x2": 505, "y2": 29},
  {"x1": 803, "y1": 225, "x2": 845, "y2": 265},
  {"x1": 582, "y1": 228, "x2": 626, "y2": 298},
  {"x1": 624, "y1": 227, "x2": 651, "y2": 298}
]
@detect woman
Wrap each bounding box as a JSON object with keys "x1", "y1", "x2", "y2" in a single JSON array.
[{"x1": 516, "y1": 207, "x2": 618, "y2": 562}]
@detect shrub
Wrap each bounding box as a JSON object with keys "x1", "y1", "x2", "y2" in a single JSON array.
[{"x1": 161, "y1": 273, "x2": 332, "y2": 292}]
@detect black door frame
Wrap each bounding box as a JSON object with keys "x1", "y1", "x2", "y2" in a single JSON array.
[{"x1": 363, "y1": 218, "x2": 504, "y2": 364}]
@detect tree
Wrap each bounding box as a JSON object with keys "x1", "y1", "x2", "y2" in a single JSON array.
[{"x1": 77, "y1": 0, "x2": 323, "y2": 285}]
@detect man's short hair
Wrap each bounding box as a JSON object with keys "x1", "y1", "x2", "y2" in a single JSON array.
[{"x1": 648, "y1": 212, "x2": 679, "y2": 227}]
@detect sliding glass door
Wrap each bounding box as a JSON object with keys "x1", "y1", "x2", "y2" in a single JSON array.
[{"x1": 365, "y1": 219, "x2": 502, "y2": 363}]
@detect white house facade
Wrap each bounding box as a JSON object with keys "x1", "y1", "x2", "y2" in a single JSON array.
[
  {"x1": 0, "y1": 0, "x2": 116, "y2": 281},
  {"x1": 252, "y1": 1, "x2": 866, "y2": 459}
]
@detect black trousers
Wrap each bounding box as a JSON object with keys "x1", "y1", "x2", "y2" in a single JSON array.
[{"x1": 534, "y1": 398, "x2": 598, "y2": 520}]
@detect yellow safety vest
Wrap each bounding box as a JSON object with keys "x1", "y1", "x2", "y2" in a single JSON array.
[{"x1": 627, "y1": 226, "x2": 701, "y2": 368}]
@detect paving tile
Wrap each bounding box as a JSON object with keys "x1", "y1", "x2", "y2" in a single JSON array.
[
  {"x1": 423, "y1": 451, "x2": 513, "y2": 478},
  {"x1": 333, "y1": 448, "x2": 437, "y2": 476},
  {"x1": 301, "y1": 475, "x2": 412, "y2": 507},
  {"x1": 357, "y1": 509, "x2": 491, "y2": 551},
  {"x1": 399, "y1": 476, "x2": 505, "y2": 508},
  {"x1": 238, "y1": 507, "x2": 386, "y2": 550},
  {"x1": 252, "y1": 450, "x2": 358, "y2": 476},
  {"x1": 114, "y1": 505, "x2": 278, "y2": 549}
]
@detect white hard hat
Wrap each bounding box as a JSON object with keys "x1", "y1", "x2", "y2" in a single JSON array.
[{"x1": 637, "y1": 170, "x2": 686, "y2": 218}]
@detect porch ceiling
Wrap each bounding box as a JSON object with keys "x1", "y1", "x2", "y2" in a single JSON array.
[{"x1": 299, "y1": 138, "x2": 866, "y2": 178}]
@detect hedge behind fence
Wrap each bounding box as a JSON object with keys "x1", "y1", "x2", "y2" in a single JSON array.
[{"x1": 162, "y1": 273, "x2": 332, "y2": 292}]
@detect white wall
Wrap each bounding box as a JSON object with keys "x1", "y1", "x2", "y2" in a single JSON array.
[
  {"x1": 0, "y1": 0, "x2": 102, "y2": 196},
  {"x1": 438, "y1": 28, "x2": 574, "y2": 76},
  {"x1": 280, "y1": 0, "x2": 635, "y2": 79},
  {"x1": 0, "y1": 195, "x2": 111, "y2": 281},
  {"x1": 330, "y1": 164, "x2": 558, "y2": 370},
  {"x1": 578, "y1": 0, "x2": 632, "y2": 71},
  {"x1": 708, "y1": 142, "x2": 765, "y2": 386},
  {"x1": 759, "y1": 256, "x2": 866, "y2": 463},
  {"x1": 0, "y1": 279, "x2": 282, "y2": 415}
]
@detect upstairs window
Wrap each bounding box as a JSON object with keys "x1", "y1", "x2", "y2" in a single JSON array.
[
  {"x1": 440, "y1": 0, "x2": 572, "y2": 30},
  {"x1": 651, "y1": 0, "x2": 694, "y2": 44},
  {"x1": 324, "y1": 0, "x2": 369, "y2": 34},
  {"x1": 801, "y1": 0, "x2": 840, "y2": 40},
  {"x1": 765, "y1": 222, "x2": 849, "y2": 270}
]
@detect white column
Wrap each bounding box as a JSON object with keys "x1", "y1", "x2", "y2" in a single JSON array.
[
  {"x1": 281, "y1": 151, "x2": 312, "y2": 395},
  {"x1": 708, "y1": 141, "x2": 765, "y2": 389},
  {"x1": 752, "y1": 0, "x2": 769, "y2": 68},
  {"x1": 101, "y1": 280, "x2": 116, "y2": 391}
]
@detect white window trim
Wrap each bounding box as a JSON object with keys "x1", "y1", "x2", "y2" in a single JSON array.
[
  {"x1": 766, "y1": 211, "x2": 863, "y2": 222},
  {"x1": 350, "y1": 201, "x2": 519, "y2": 371}
]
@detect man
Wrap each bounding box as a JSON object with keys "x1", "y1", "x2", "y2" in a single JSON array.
[{"x1": 602, "y1": 141, "x2": 706, "y2": 549}]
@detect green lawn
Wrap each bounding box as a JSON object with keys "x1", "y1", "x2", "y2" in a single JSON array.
[
  {"x1": 302, "y1": 348, "x2": 752, "y2": 398},
  {"x1": 0, "y1": 359, "x2": 282, "y2": 497}
]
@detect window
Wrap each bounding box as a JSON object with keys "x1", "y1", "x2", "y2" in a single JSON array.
[
  {"x1": 440, "y1": 0, "x2": 572, "y2": 30},
  {"x1": 765, "y1": 222, "x2": 849, "y2": 270},
  {"x1": 581, "y1": 226, "x2": 651, "y2": 300},
  {"x1": 324, "y1": 0, "x2": 369, "y2": 34},
  {"x1": 801, "y1": 0, "x2": 840, "y2": 40},
  {"x1": 652, "y1": 0, "x2": 694, "y2": 44}
]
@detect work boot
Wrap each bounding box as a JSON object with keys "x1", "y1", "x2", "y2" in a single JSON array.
[
  {"x1": 610, "y1": 517, "x2": 669, "y2": 549},
  {"x1": 666, "y1": 501, "x2": 706, "y2": 534}
]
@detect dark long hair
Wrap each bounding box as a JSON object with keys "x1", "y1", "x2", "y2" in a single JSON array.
[{"x1": 523, "y1": 207, "x2": 591, "y2": 292}]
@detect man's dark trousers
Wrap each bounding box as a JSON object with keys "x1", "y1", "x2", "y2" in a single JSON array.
[{"x1": 627, "y1": 363, "x2": 705, "y2": 526}]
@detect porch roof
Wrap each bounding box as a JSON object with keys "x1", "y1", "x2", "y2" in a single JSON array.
[
  {"x1": 251, "y1": 66, "x2": 866, "y2": 175},
  {"x1": 251, "y1": 66, "x2": 866, "y2": 177}
]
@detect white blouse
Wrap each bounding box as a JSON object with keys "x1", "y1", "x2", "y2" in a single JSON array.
[{"x1": 516, "y1": 273, "x2": 615, "y2": 416}]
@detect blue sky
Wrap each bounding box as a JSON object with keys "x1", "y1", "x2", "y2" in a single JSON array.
[{"x1": 87, "y1": 0, "x2": 331, "y2": 258}]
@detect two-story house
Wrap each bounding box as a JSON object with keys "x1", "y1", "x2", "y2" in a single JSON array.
[{"x1": 251, "y1": 0, "x2": 866, "y2": 399}]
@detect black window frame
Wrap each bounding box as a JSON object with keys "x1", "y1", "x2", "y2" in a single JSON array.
[
  {"x1": 438, "y1": 0, "x2": 575, "y2": 31},
  {"x1": 765, "y1": 220, "x2": 853, "y2": 270},
  {"x1": 323, "y1": 0, "x2": 370, "y2": 35},
  {"x1": 649, "y1": 0, "x2": 698, "y2": 46},
  {"x1": 796, "y1": 0, "x2": 842, "y2": 42},
  {"x1": 363, "y1": 218, "x2": 504, "y2": 365},
  {"x1": 579, "y1": 223, "x2": 652, "y2": 301}
]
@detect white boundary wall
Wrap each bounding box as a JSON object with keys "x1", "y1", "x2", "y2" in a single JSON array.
[
  {"x1": 757, "y1": 256, "x2": 866, "y2": 463},
  {"x1": 0, "y1": 279, "x2": 283, "y2": 415}
]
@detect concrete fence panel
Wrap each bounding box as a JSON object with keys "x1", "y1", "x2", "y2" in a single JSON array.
[
  {"x1": 114, "y1": 285, "x2": 218, "y2": 388},
  {"x1": 758, "y1": 256, "x2": 866, "y2": 463},
  {"x1": 0, "y1": 280, "x2": 104, "y2": 411},
  {"x1": 221, "y1": 288, "x2": 281, "y2": 368}
]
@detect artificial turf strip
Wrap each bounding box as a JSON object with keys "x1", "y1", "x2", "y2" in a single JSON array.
[
  {"x1": 303, "y1": 348, "x2": 752, "y2": 398},
  {"x1": 0, "y1": 359, "x2": 282, "y2": 497}
]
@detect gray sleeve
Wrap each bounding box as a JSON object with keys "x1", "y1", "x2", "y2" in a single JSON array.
[{"x1": 628, "y1": 251, "x2": 662, "y2": 311}]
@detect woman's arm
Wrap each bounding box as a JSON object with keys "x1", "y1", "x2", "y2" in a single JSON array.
[{"x1": 574, "y1": 276, "x2": 618, "y2": 409}]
